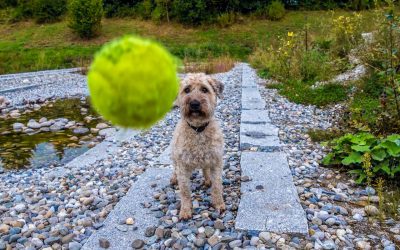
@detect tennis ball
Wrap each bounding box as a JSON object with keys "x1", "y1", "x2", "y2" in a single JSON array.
[{"x1": 87, "y1": 35, "x2": 179, "y2": 129}]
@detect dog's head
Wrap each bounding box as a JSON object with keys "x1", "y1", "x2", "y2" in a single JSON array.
[{"x1": 177, "y1": 73, "x2": 223, "y2": 126}]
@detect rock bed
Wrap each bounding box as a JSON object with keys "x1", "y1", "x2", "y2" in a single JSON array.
[
  {"x1": 0, "y1": 64, "x2": 399, "y2": 250},
  {"x1": 137, "y1": 68, "x2": 242, "y2": 249},
  {"x1": 259, "y1": 75, "x2": 399, "y2": 249}
]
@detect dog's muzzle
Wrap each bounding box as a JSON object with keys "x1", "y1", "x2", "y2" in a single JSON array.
[{"x1": 189, "y1": 100, "x2": 201, "y2": 112}]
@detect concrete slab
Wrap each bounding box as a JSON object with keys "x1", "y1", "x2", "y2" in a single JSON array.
[
  {"x1": 155, "y1": 145, "x2": 173, "y2": 165},
  {"x1": 241, "y1": 110, "x2": 271, "y2": 124},
  {"x1": 240, "y1": 123, "x2": 279, "y2": 137},
  {"x1": 242, "y1": 99, "x2": 266, "y2": 110},
  {"x1": 235, "y1": 152, "x2": 308, "y2": 235},
  {"x1": 240, "y1": 133, "x2": 280, "y2": 151},
  {"x1": 82, "y1": 167, "x2": 173, "y2": 250}
]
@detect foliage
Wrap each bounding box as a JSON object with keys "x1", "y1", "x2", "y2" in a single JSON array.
[
  {"x1": 216, "y1": 12, "x2": 237, "y2": 27},
  {"x1": 268, "y1": 80, "x2": 350, "y2": 107},
  {"x1": 332, "y1": 12, "x2": 363, "y2": 56},
  {"x1": 32, "y1": 0, "x2": 67, "y2": 23},
  {"x1": 322, "y1": 133, "x2": 400, "y2": 183},
  {"x1": 68, "y1": 0, "x2": 103, "y2": 39},
  {"x1": 266, "y1": 0, "x2": 285, "y2": 21},
  {"x1": 152, "y1": 0, "x2": 172, "y2": 22},
  {"x1": 171, "y1": 0, "x2": 208, "y2": 25},
  {"x1": 10, "y1": 0, "x2": 33, "y2": 22},
  {"x1": 103, "y1": 0, "x2": 140, "y2": 18},
  {"x1": 0, "y1": 0, "x2": 17, "y2": 8},
  {"x1": 250, "y1": 31, "x2": 336, "y2": 83}
]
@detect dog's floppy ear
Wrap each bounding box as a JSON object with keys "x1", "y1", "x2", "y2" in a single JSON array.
[{"x1": 208, "y1": 78, "x2": 224, "y2": 99}]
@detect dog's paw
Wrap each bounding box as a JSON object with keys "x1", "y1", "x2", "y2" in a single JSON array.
[
  {"x1": 213, "y1": 202, "x2": 226, "y2": 213},
  {"x1": 170, "y1": 176, "x2": 178, "y2": 186},
  {"x1": 179, "y1": 208, "x2": 192, "y2": 220}
]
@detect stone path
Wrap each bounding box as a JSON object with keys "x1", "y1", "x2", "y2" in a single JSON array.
[
  {"x1": 235, "y1": 64, "x2": 308, "y2": 235},
  {"x1": 82, "y1": 167, "x2": 173, "y2": 250},
  {"x1": 82, "y1": 64, "x2": 307, "y2": 249}
]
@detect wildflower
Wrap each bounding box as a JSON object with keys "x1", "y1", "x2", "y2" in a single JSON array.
[{"x1": 288, "y1": 32, "x2": 294, "y2": 37}]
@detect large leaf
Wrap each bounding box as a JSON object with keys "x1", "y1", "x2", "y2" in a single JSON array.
[
  {"x1": 393, "y1": 166, "x2": 400, "y2": 175},
  {"x1": 380, "y1": 165, "x2": 391, "y2": 175},
  {"x1": 351, "y1": 145, "x2": 370, "y2": 152},
  {"x1": 381, "y1": 140, "x2": 400, "y2": 157},
  {"x1": 371, "y1": 148, "x2": 387, "y2": 161},
  {"x1": 342, "y1": 152, "x2": 362, "y2": 165}
]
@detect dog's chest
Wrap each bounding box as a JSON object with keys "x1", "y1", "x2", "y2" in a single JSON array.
[{"x1": 172, "y1": 128, "x2": 223, "y2": 168}]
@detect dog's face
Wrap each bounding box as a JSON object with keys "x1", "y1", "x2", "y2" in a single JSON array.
[{"x1": 177, "y1": 73, "x2": 223, "y2": 125}]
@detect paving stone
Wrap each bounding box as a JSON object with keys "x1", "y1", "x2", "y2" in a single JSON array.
[
  {"x1": 240, "y1": 133, "x2": 281, "y2": 151},
  {"x1": 240, "y1": 123, "x2": 279, "y2": 137},
  {"x1": 241, "y1": 110, "x2": 271, "y2": 124},
  {"x1": 155, "y1": 145, "x2": 172, "y2": 165},
  {"x1": 235, "y1": 152, "x2": 308, "y2": 235},
  {"x1": 82, "y1": 167, "x2": 172, "y2": 250}
]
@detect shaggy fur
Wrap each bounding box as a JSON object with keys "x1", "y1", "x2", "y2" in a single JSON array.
[{"x1": 171, "y1": 73, "x2": 225, "y2": 220}]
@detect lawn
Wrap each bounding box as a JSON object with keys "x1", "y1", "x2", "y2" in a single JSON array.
[{"x1": 0, "y1": 9, "x2": 377, "y2": 74}]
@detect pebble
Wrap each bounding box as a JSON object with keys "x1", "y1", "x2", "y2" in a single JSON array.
[
  {"x1": 364, "y1": 205, "x2": 379, "y2": 216},
  {"x1": 131, "y1": 239, "x2": 145, "y2": 249},
  {"x1": 99, "y1": 238, "x2": 110, "y2": 249}
]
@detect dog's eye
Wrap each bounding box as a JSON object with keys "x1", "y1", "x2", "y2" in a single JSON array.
[
  {"x1": 184, "y1": 87, "x2": 190, "y2": 93},
  {"x1": 201, "y1": 87, "x2": 208, "y2": 93}
]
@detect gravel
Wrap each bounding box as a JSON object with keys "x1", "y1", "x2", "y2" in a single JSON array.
[{"x1": 0, "y1": 64, "x2": 398, "y2": 249}]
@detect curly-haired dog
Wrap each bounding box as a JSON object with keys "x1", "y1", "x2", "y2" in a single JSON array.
[{"x1": 171, "y1": 73, "x2": 225, "y2": 220}]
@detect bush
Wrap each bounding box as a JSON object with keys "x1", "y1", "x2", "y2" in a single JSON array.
[
  {"x1": 68, "y1": 0, "x2": 103, "y2": 39},
  {"x1": 266, "y1": 0, "x2": 285, "y2": 21},
  {"x1": 322, "y1": 133, "x2": 400, "y2": 183},
  {"x1": 171, "y1": 0, "x2": 208, "y2": 25},
  {"x1": 11, "y1": 0, "x2": 33, "y2": 22},
  {"x1": 103, "y1": 0, "x2": 139, "y2": 18},
  {"x1": 32, "y1": 0, "x2": 67, "y2": 23},
  {"x1": 0, "y1": 0, "x2": 18, "y2": 8},
  {"x1": 151, "y1": 0, "x2": 172, "y2": 22},
  {"x1": 216, "y1": 12, "x2": 236, "y2": 27}
]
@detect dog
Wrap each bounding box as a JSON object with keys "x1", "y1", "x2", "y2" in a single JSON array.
[{"x1": 170, "y1": 73, "x2": 225, "y2": 220}]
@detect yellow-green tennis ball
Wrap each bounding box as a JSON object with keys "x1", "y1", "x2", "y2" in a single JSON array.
[{"x1": 87, "y1": 36, "x2": 179, "y2": 129}]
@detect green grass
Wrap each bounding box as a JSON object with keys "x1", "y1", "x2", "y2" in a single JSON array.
[
  {"x1": 0, "y1": 9, "x2": 379, "y2": 74},
  {"x1": 268, "y1": 80, "x2": 350, "y2": 107}
]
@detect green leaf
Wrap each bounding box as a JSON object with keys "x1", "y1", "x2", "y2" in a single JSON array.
[
  {"x1": 351, "y1": 145, "x2": 370, "y2": 152},
  {"x1": 381, "y1": 140, "x2": 400, "y2": 157},
  {"x1": 393, "y1": 166, "x2": 400, "y2": 175},
  {"x1": 356, "y1": 173, "x2": 366, "y2": 184},
  {"x1": 371, "y1": 148, "x2": 387, "y2": 161},
  {"x1": 322, "y1": 153, "x2": 333, "y2": 165},
  {"x1": 381, "y1": 165, "x2": 391, "y2": 175},
  {"x1": 342, "y1": 152, "x2": 362, "y2": 165}
]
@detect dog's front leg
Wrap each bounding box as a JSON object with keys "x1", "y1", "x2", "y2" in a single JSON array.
[
  {"x1": 177, "y1": 166, "x2": 192, "y2": 220},
  {"x1": 210, "y1": 164, "x2": 226, "y2": 212}
]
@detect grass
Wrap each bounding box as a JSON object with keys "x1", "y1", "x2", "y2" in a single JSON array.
[
  {"x1": 0, "y1": 9, "x2": 379, "y2": 74},
  {"x1": 267, "y1": 80, "x2": 350, "y2": 107}
]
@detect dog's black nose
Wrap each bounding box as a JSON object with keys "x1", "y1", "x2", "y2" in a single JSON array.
[{"x1": 189, "y1": 100, "x2": 201, "y2": 111}]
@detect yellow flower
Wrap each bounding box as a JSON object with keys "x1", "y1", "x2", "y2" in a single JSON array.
[
  {"x1": 288, "y1": 32, "x2": 294, "y2": 37},
  {"x1": 287, "y1": 41, "x2": 291, "y2": 46}
]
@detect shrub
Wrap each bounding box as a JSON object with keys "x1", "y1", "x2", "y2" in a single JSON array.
[
  {"x1": 266, "y1": 0, "x2": 285, "y2": 21},
  {"x1": 151, "y1": 0, "x2": 172, "y2": 22},
  {"x1": 11, "y1": 0, "x2": 33, "y2": 22},
  {"x1": 103, "y1": 0, "x2": 139, "y2": 18},
  {"x1": 32, "y1": 0, "x2": 67, "y2": 23},
  {"x1": 68, "y1": 0, "x2": 103, "y2": 39},
  {"x1": 136, "y1": 0, "x2": 153, "y2": 19},
  {"x1": 171, "y1": 0, "x2": 208, "y2": 25},
  {"x1": 322, "y1": 133, "x2": 400, "y2": 183},
  {"x1": 0, "y1": 0, "x2": 18, "y2": 8},
  {"x1": 216, "y1": 12, "x2": 236, "y2": 27},
  {"x1": 332, "y1": 12, "x2": 363, "y2": 57}
]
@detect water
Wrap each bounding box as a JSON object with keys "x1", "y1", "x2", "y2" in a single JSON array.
[{"x1": 0, "y1": 98, "x2": 105, "y2": 170}]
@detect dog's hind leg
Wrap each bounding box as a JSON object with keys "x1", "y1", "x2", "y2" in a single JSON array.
[
  {"x1": 202, "y1": 168, "x2": 211, "y2": 187},
  {"x1": 170, "y1": 171, "x2": 178, "y2": 186},
  {"x1": 177, "y1": 167, "x2": 193, "y2": 220},
  {"x1": 210, "y1": 165, "x2": 226, "y2": 212}
]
